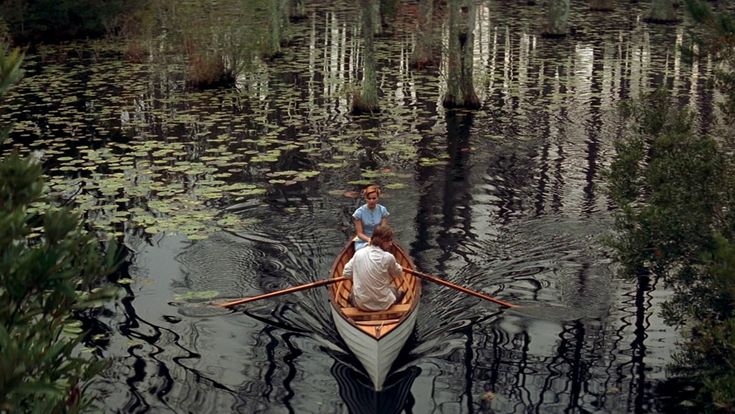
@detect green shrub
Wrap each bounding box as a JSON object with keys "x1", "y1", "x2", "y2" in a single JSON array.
[
  {"x1": 0, "y1": 45, "x2": 120, "y2": 414},
  {"x1": 0, "y1": 0, "x2": 133, "y2": 42},
  {"x1": 608, "y1": 68, "x2": 735, "y2": 414}
]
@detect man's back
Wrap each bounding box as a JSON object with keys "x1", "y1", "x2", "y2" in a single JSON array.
[{"x1": 343, "y1": 245, "x2": 402, "y2": 311}]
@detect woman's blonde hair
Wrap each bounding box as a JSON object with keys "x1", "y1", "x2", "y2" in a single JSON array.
[{"x1": 363, "y1": 185, "x2": 381, "y2": 198}]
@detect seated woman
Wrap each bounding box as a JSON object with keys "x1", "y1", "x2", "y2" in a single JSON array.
[
  {"x1": 352, "y1": 185, "x2": 389, "y2": 251},
  {"x1": 343, "y1": 224, "x2": 405, "y2": 311}
]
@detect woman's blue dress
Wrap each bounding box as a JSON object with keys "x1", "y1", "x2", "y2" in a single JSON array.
[{"x1": 352, "y1": 204, "x2": 389, "y2": 250}]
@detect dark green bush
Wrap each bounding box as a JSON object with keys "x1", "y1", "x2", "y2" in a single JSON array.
[
  {"x1": 608, "y1": 2, "x2": 735, "y2": 406},
  {"x1": 0, "y1": 0, "x2": 131, "y2": 42},
  {"x1": 0, "y1": 45, "x2": 120, "y2": 413}
]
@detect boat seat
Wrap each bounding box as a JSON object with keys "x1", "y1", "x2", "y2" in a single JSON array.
[
  {"x1": 342, "y1": 303, "x2": 411, "y2": 321},
  {"x1": 354, "y1": 318, "x2": 400, "y2": 326}
]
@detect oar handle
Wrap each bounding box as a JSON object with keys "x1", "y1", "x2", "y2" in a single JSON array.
[
  {"x1": 403, "y1": 267, "x2": 517, "y2": 308},
  {"x1": 215, "y1": 277, "x2": 349, "y2": 308}
]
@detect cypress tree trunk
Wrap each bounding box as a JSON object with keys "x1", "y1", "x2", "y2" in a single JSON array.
[
  {"x1": 443, "y1": 0, "x2": 480, "y2": 109},
  {"x1": 352, "y1": 0, "x2": 380, "y2": 114},
  {"x1": 542, "y1": 0, "x2": 570, "y2": 37},
  {"x1": 590, "y1": 0, "x2": 614, "y2": 11},
  {"x1": 267, "y1": 0, "x2": 282, "y2": 57},
  {"x1": 411, "y1": 0, "x2": 435, "y2": 69},
  {"x1": 279, "y1": 0, "x2": 291, "y2": 45},
  {"x1": 646, "y1": 0, "x2": 677, "y2": 22},
  {"x1": 372, "y1": 1, "x2": 383, "y2": 37},
  {"x1": 380, "y1": 0, "x2": 399, "y2": 34}
]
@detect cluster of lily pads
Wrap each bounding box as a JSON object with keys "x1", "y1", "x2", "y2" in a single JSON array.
[{"x1": 1, "y1": 12, "x2": 458, "y2": 241}]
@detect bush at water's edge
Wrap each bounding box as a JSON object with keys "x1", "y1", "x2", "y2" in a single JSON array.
[{"x1": 0, "y1": 45, "x2": 121, "y2": 414}]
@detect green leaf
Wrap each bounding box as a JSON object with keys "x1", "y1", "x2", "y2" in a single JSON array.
[{"x1": 63, "y1": 321, "x2": 84, "y2": 335}]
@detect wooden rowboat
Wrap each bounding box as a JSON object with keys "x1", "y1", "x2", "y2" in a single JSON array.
[{"x1": 328, "y1": 240, "x2": 421, "y2": 391}]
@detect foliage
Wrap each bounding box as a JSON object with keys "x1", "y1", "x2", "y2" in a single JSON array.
[
  {"x1": 0, "y1": 46, "x2": 23, "y2": 98},
  {"x1": 0, "y1": 46, "x2": 120, "y2": 413},
  {"x1": 0, "y1": 18, "x2": 9, "y2": 46},
  {"x1": 0, "y1": 0, "x2": 136, "y2": 42},
  {"x1": 187, "y1": 52, "x2": 234, "y2": 89},
  {"x1": 133, "y1": 0, "x2": 281, "y2": 89},
  {"x1": 22, "y1": 0, "x2": 293, "y2": 88},
  {"x1": 609, "y1": 91, "x2": 728, "y2": 276},
  {"x1": 665, "y1": 234, "x2": 735, "y2": 413},
  {"x1": 0, "y1": 44, "x2": 22, "y2": 148},
  {"x1": 608, "y1": 1, "x2": 735, "y2": 407}
]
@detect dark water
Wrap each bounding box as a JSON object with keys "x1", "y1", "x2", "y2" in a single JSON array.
[{"x1": 0, "y1": 1, "x2": 725, "y2": 413}]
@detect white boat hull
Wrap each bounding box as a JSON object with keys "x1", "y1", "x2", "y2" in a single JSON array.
[{"x1": 331, "y1": 303, "x2": 419, "y2": 391}]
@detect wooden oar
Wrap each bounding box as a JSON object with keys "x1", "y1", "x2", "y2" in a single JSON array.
[
  {"x1": 402, "y1": 267, "x2": 518, "y2": 308},
  {"x1": 215, "y1": 277, "x2": 348, "y2": 308}
]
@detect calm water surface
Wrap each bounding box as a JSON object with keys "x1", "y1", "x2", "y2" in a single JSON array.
[{"x1": 1, "y1": 1, "x2": 725, "y2": 413}]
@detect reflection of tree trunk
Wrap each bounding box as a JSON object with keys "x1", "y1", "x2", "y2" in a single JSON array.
[
  {"x1": 463, "y1": 324, "x2": 474, "y2": 413},
  {"x1": 535, "y1": 137, "x2": 551, "y2": 215},
  {"x1": 411, "y1": 82, "x2": 441, "y2": 266},
  {"x1": 583, "y1": 46, "x2": 603, "y2": 215},
  {"x1": 352, "y1": 0, "x2": 380, "y2": 114},
  {"x1": 443, "y1": 0, "x2": 480, "y2": 109},
  {"x1": 411, "y1": 0, "x2": 435, "y2": 69},
  {"x1": 412, "y1": 96, "x2": 475, "y2": 268},
  {"x1": 438, "y1": 112, "x2": 474, "y2": 257},
  {"x1": 630, "y1": 275, "x2": 652, "y2": 412},
  {"x1": 646, "y1": 0, "x2": 677, "y2": 23},
  {"x1": 542, "y1": 0, "x2": 570, "y2": 37},
  {"x1": 589, "y1": 0, "x2": 614, "y2": 11},
  {"x1": 567, "y1": 322, "x2": 586, "y2": 412}
]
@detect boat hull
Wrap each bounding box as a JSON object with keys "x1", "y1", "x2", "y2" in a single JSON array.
[
  {"x1": 329, "y1": 240, "x2": 420, "y2": 391},
  {"x1": 331, "y1": 301, "x2": 418, "y2": 390}
]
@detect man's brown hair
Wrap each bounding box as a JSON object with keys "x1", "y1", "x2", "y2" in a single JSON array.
[{"x1": 370, "y1": 224, "x2": 394, "y2": 247}]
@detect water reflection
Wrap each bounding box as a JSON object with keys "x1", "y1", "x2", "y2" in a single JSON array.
[{"x1": 332, "y1": 361, "x2": 420, "y2": 414}]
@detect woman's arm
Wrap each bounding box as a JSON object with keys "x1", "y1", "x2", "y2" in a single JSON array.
[{"x1": 354, "y1": 219, "x2": 370, "y2": 243}]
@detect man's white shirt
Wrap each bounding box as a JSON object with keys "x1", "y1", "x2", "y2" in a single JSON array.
[{"x1": 343, "y1": 245, "x2": 402, "y2": 311}]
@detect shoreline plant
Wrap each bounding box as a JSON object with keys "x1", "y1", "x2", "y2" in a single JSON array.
[{"x1": 0, "y1": 45, "x2": 121, "y2": 413}]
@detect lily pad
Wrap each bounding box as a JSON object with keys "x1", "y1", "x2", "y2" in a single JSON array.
[{"x1": 173, "y1": 290, "x2": 219, "y2": 302}]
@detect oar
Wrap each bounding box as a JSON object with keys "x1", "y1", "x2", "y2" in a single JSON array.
[
  {"x1": 215, "y1": 277, "x2": 348, "y2": 308},
  {"x1": 403, "y1": 267, "x2": 518, "y2": 308}
]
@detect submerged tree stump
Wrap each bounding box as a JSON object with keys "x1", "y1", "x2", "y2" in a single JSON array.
[
  {"x1": 351, "y1": 0, "x2": 380, "y2": 114},
  {"x1": 589, "y1": 0, "x2": 615, "y2": 11},
  {"x1": 645, "y1": 0, "x2": 679, "y2": 23},
  {"x1": 410, "y1": 0, "x2": 436, "y2": 69},
  {"x1": 442, "y1": 0, "x2": 481, "y2": 109},
  {"x1": 541, "y1": 0, "x2": 570, "y2": 38}
]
